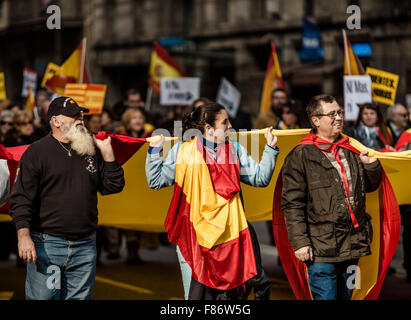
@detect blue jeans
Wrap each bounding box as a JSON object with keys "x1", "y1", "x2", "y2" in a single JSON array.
[
  {"x1": 306, "y1": 259, "x2": 359, "y2": 300},
  {"x1": 26, "y1": 232, "x2": 97, "y2": 300}
]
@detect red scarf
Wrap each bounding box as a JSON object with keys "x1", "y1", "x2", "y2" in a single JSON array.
[{"x1": 298, "y1": 134, "x2": 360, "y2": 228}]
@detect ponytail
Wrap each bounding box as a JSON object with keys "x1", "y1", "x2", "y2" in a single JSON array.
[{"x1": 182, "y1": 102, "x2": 225, "y2": 138}]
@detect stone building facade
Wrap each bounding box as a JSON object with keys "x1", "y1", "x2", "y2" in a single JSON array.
[{"x1": 1, "y1": 0, "x2": 411, "y2": 115}]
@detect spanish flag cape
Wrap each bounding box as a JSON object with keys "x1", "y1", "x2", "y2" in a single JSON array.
[
  {"x1": 273, "y1": 133, "x2": 401, "y2": 300},
  {"x1": 164, "y1": 136, "x2": 257, "y2": 290}
]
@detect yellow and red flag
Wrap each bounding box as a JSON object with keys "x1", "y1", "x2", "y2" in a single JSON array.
[
  {"x1": 64, "y1": 84, "x2": 107, "y2": 115},
  {"x1": 165, "y1": 137, "x2": 257, "y2": 290},
  {"x1": 259, "y1": 42, "x2": 285, "y2": 112},
  {"x1": 343, "y1": 29, "x2": 365, "y2": 75},
  {"x1": 148, "y1": 42, "x2": 183, "y2": 95},
  {"x1": 45, "y1": 38, "x2": 90, "y2": 95}
]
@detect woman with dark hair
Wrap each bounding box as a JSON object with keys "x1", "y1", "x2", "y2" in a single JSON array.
[
  {"x1": 347, "y1": 103, "x2": 393, "y2": 151},
  {"x1": 146, "y1": 102, "x2": 279, "y2": 300},
  {"x1": 277, "y1": 101, "x2": 302, "y2": 130}
]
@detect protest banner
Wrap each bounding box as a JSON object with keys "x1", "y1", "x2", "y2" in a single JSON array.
[
  {"x1": 216, "y1": 77, "x2": 241, "y2": 119},
  {"x1": 366, "y1": 67, "x2": 399, "y2": 105},
  {"x1": 160, "y1": 77, "x2": 200, "y2": 106},
  {"x1": 343, "y1": 75, "x2": 372, "y2": 121},
  {"x1": 21, "y1": 68, "x2": 38, "y2": 98}
]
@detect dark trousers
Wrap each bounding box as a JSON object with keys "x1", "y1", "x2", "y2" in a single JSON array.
[{"x1": 188, "y1": 223, "x2": 271, "y2": 300}]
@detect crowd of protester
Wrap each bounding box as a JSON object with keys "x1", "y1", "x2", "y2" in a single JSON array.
[{"x1": 0, "y1": 85, "x2": 410, "y2": 283}]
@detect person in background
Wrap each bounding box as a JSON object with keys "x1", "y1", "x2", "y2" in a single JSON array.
[
  {"x1": 0, "y1": 109, "x2": 15, "y2": 263},
  {"x1": 119, "y1": 107, "x2": 158, "y2": 264},
  {"x1": 3, "y1": 110, "x2": 44, "y2": 147},
  {"x1": 0, "y1": 110, "x2": 15, "y2": 144},
  {"x1": 101, "y1": 107, "x2": 117, "y2": 132},
  {"x1": 0, "y1": 99, "x2": 12, "y2": 113},
  {"x1": 84, "y1": 114, "x2": 102, "y2": 135},
  {"x1": 33, "y1": 89, "x2": 52, "y2": 133},
  {"x1": 347, "y1": 103, "x2": 393, "y2": 151},
  {"x1": 113, "y1": 89, "x2": 145, "y2": 121},
  {"x1": 277, "y1": 102, "x2": 302, "y2": 130},
  {"x1": 387, "y1": 103, "x2": 409, "y2": 146},
  {"x1": 7, "y1": 102, "x2": 22, "y2": 115},
  {"x1": 253, "y1": 88, "x2": 288, "y2": 129},
  {"x1": 192, "y1": 97, "x2": 212, "y2": 110}
]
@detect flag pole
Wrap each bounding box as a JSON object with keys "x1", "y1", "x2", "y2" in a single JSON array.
[
  {"x1": 342, "y1": 29, "x2": 351, "y2": 76},
  {"x1": 79, "y1": 37, "x2": 87, "y2": 83},
  {"x1": 146, "y1": 87, "x2": 153, "y2": 111}
]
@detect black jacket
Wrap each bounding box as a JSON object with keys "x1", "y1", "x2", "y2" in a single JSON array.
[{"x1": 10, "y1": 134, "x2": 125, "y2": 240}]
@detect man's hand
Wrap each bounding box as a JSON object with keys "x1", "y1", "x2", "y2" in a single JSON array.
[
  {"x1": 93, "y1": 135, "x2": 115, "y2": 162},
  {"x1": 17, "y1": 228, "x2": 37, "y2": 263},
  {"x1": 359, "y1": 150, "x2": 377, "y2": 164},
  {"x1": 294, "y1": 246, "x2": 313, "y2": 262},
  {"x1": 149, "y1": 135, "x2": 165, "y2": 148},
  {"x1": 264, "y1": 127, "x2": 278, "y2": 148}
]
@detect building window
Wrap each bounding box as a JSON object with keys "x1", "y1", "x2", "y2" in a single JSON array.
[
  {"x1": 305, "y1": 0, "x2": 313, "y2": 17},
  {"x1": 252, "y1": 0, "x2": 267, "y2": 20},
  {"x1": 217, "y1": 0, "x2": 228, "y2": 23}
]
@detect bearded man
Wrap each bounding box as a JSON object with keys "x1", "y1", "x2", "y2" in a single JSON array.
[{"x1": 10, "y1": 96, "x2": 125, "y2": 300}]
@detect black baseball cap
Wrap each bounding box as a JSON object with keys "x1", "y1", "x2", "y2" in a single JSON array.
[{"x1": 47, "y1": 96, "x2": 89, "y2": 122}]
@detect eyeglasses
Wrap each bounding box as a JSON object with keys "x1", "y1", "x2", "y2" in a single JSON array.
[
  {"x1": 0, "y1": 121, "x2": 13, "y2": 126},
  {"x1": 18, "y1": 121, "x2": 33, "y2": 126},
  {"x1": 314, "y1": 110, "x2": 345, "y2": 119}
]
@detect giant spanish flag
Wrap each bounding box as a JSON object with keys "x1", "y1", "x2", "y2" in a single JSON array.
[
  {"x1": 343, "y1": 29, "x2": 365, "y2": 75},
  {"x1": 273, "y1": 133, "x2": 401, "y2": 300},
  {"x1": 164, "y1": 137, "x2": 257, "y2": 290},
  {"x1": 44, "y1": 38, "x2": 90, "y2": 95},
  {"x1": 259, "y1": 42, "x2": 285, "y2": 112},
  {"x1": 148, "y1": 42, "x2": 183, "y2": 95}
]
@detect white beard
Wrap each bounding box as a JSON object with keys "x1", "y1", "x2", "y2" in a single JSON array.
[{"x1": 61, "y1": 120, "x2": 95, "y2": 156}]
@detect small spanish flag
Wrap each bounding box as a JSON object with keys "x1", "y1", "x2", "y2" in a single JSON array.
[
  {"x1": 165, "y1": 137, "x2": 257, "y2": 290},
  {"x1": 343, "y1": 29, "x2": 365, "y2": 75},
  {"x1": 148, "y1": 42, "x2": 183, "y2": 95},
  {"x1": 259, "y1": 42, "x2": 285, "y2": 113},
  {"x1": 45, "y1": 38, "x2": 90, "y2": 95}
]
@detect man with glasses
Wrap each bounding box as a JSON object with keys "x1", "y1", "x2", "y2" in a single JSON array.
[
  {"x1": 281, "y1": 94, "x2": 382, "y2": 300},
  {"x1": 387, "y1": 103, "x2": 409, "y2": 146}
]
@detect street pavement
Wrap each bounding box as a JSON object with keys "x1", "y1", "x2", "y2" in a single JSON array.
[{"x1": 0, "y1": 221, "x2": 409, "y2": 300}]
